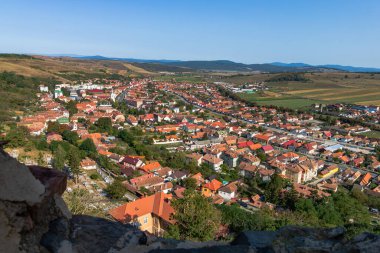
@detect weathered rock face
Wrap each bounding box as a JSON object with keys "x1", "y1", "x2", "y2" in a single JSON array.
[
  {"x1": 1, "y1": 147, "x2": 380, "y2": 253},
  {"x1": 233, "y1": 226, "x2": 380, "y2": 253},
  {"x1": 0, "y1": 148, "x2": 69, "y2": 253}
]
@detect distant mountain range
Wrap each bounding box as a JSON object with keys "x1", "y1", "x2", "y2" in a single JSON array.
[
  {"x1": 270, "y1": 62, "x2": 380, "y2": 73},
  {"x1": 48, "y1": 54, "x2": 380, "y2": 73}
]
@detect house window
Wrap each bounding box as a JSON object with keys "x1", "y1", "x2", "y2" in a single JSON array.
[{"x1": 143, "y1": 217, "x2": 148, "y2": 224}]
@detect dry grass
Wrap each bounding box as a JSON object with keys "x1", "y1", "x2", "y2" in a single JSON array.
[
  {"x1": 0, "y1": 60, "x2": 57, "y2": 78},
  {"x1": 0, "y1": 55, "x2": 155, "y2": 80},
  {"x1": 318, "y1": 91, "x2": 380, "y2": 100},
  {"x1": 356, "y1": 100, "x2": 380, "y2": 106},
  {"x1": 261, "y1": 90, "x2": 283, "y2": 97},
  {"x1": 123, "y1": 63, "x2": 153, "y2": 75},
  {"x1": 285, "y1": 88, "x2": 332, "y2": 95}
]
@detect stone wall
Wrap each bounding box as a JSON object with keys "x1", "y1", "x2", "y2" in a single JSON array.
[{"x1": 1, "y1": 147, "x2": 379, "y2": 253}]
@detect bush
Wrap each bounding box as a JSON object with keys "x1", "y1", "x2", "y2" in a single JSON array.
[
  {"x1": 105, "y1": 180, "x2": 127, "y2": 199},
  {"x1": 90, "y1": 173, "x2": 101, "y2": 180}
]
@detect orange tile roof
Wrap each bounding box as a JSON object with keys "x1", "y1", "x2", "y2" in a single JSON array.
[
  {"x1": 203, "y1": 179, "x2": 222, "y2": 191},
  {"x1": 109, "y1": 192, "x2": 174, "y2": 224},
  {"x1": 332, "y1": 152, "x2": 344, "y2": 158},
  {"x1": 340, "y1": 156, "x2": 350, "y2": 163},
  {"x1": 283, "y1": 152, "x2": 299, "y2": 159},
  {"x1": 141, "y1": 161, "x2": 162, "y2": 172},
  {"x1": 191, "y1": 172, "x2": 203, "y2": 181},
  {"x1": 249, "y1": 143, "x2": 262, "y2": 151},
  {"x1": 255, "y1": 134, "x2": 272, "y2": 142},
  {"x1": 98, "y1": 149, "x2": 112, "y2": 156},
  {"x1": 80, "y1": 158, "x2": 96, "y2": 167},
  {"x1": 360, "y1": 172, "x2": 372, "y2": 186},
  {"x1": 81, "y1": 133, "x2": 102, "y2": 144}
]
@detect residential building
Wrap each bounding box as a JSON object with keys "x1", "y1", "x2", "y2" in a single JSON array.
[
  {"x1": 202, "y1": 154, "x2": 223, "y2": 171},
  {"x1": 218, "y1": 182, "x2": 238, "y2": 201},
  {"x1": 109, "y1": 192, "x2": 174, "y2": 236}
]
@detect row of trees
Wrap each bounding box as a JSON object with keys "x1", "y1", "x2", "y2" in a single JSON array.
[{"x1": 266, "y1": 73, "x2": 309, "y2": 82}]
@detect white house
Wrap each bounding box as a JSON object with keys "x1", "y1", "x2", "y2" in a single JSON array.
[{"x1": 218, "y1": 182, "x2": 238, "y2": 201}]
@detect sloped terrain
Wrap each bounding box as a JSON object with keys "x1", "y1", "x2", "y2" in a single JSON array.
[{"x1": 0, "y1": 55, "x2": 154, "y2": 81}]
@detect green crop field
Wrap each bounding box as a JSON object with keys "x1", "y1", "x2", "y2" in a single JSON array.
[
  {"x1": 238, "y1": 93, "x2": 324, "y2": 109},
  {"x1": 359, "y1": 131, "x2": 380, "y2": 139}
]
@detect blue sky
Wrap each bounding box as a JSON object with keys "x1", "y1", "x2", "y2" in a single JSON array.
[{"x1": 1, "y1": 0, "x2": 380, "y2": 67}]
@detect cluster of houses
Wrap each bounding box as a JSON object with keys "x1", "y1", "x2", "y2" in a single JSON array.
[
  {"x1": 320, "y1": 103, "x2": 379, "y2": 125},
  {"x1": 17, "y1": 94, "x2": 69, "y2": 135},
  {"x1": 11, "y1": 76, "x2": 380, "y2": 237},
  {"x1": 19, "y1": 79, "x2": 131, "y2": 136}
]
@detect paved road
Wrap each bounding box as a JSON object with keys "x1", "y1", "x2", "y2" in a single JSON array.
[{"x1": 309, "y1": 173, "x2": 336, "y2": 186}]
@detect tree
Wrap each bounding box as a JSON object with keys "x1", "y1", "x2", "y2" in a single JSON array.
[
  {"x1": 78, "y1": 117, "x2": 90, "y2": 126},
  {"x1": 62, "y1": 130, "x2": 79, "y2": 145},
  {"x1": 168, "y1": 191, "x2": 221, "y2": 241},
  {"x1": 5, "y1": 126, "x2": 29, "y2": 148},
  {"x1": 351, "y1": 186, "x2": 368, "y2": 204},
  {"x1": 375, "y1": 145, "x2": 380, "y2": 161},
  {"x1": 34, "y1": 138, "x2": 49, "y2": 150},
  {"x1": 53, "y1": 145, "x2": 66, "y2": 171},
  {"x1": 198, "y1": 163, "x2": 213, "y2": 179},
  {"x1": 183, "y1": 177, "x2": 197, "y2": 191},
  {"x1": 256, "y1": 150, "x2": 267, "y2": 162},
  {"x1": 282, "y1": 185, "x2": 299, "y2": 210},
  {"x1": 106, "y1": 179, "x2": 127, "y2": 199},
  {"x1": 294, "y1": 198, "x2": 319, "y2": 225},
  {"x1": 333, "y1": 190, "x2": 371, "y2": 225},
  {"x1": 90, "y1": 172, "x2": 101, "y2": 180},
  {"x1": 61, "y1": 87, "x2": 70, "y2": 97},
  {"x1": 68, "y1": 149, "x2": 81, "y2": 183},
  {"x1": 37, "y1": 152, "x2": 45, "y2": 166},
  {"x1": 317, "y1": 198, "x2": 342, "y2": 226},
  {"x1": 119, "y1": 129, "x2": 135, "y2": 144},
  {"x1": 95, "y1": 117, "x2": 113, "y2": 133},
  {"x1": 47, "y1": 121, "x2": 68, "y2": 134},
  {"x1": 109, "y1": 147, "x2": 126, "y2": 155},
  {"x1": 79, "y1": 138, "x2": 97, "y2": 153},
  {"x1": 65, "y1": 100, "x2": 78, "y2": 116},
  {"x1": 218, "y1": 204, "x2": 276, "y2": 233},
  {"x1": 139, "y1": 186, "x2": 152, "y2": 196},
  {"x1": 91, "y1": 154, "x2": 119, "y2": 174},
  {"x1": 164, "y1": 224, "x2": 181, "y2": 240},
  {"x1": 264, "y1": 174, "x2": 286, "y2": 204}
]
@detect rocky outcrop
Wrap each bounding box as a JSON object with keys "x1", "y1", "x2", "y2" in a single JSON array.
[
  {"x1": 233, "y1": 226, "x2": 380, "y2": 253},
  {"x1": 0, "y1": 148, "x2": 69, "y2": 253},
  {"x1": 1, "y1": 147, "x2": 380, "y2": 253}
]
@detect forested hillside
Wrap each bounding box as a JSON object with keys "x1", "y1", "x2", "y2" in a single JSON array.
[{"x1": 0, "y1": 71, "x2": 58, "y2": 123}]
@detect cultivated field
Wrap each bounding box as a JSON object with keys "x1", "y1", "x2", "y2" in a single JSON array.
[{"x1": 216, "y1": 72, "x2": 380, "y2": 108}]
